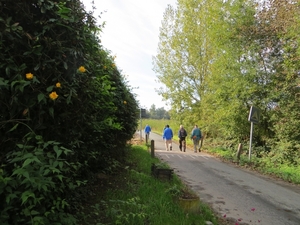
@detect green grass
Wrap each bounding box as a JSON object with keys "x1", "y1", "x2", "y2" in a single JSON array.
[
  {"x1": 142, "y1": 119, "x2": 195, "y2": 147},
  {"x1": 256, "y1": 158, "x2": 300, "y2": 184},
  {"x1": 78, "y1": 143, "x2": 223, "y2": 225},
  {"x1": 142, "y1": 119, "x2": 180, "y2": 133}
]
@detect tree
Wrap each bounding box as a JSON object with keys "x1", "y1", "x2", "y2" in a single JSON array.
[
  {"x1": 257, "y1": 0, "x2": 300, "y2": 163},
  {"x1": 154, "y1": 0, "x2": 300, "y2": 164},
  {"x1": 148, "y1": 104, "x2": 170, "y2": 119},
  {"x1": 153, "y1": 0, "x2": 257, "y2": 139}
]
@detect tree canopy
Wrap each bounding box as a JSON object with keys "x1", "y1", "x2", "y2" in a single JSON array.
[{"x1": 153, "y1": 0, "x2": 300, "y2": 162}]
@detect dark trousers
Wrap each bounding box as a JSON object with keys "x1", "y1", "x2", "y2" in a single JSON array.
[
  {"x1": 179, "y1": 137, "x2": 186, "y2": 151},
  {"x1": 145, "y1": 132, "x2": 150, "y2": 143}
]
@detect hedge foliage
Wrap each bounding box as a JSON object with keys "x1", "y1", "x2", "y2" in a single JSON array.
[{"x1": 0, "y1": 0, "x2": 139, "y2": 224}]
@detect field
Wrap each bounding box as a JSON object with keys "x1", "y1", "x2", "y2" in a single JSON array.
[{"x1": 140, "y1": 119, "x2": 196, "y2": 147}]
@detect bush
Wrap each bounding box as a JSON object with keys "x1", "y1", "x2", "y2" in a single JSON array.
[{"x1": 0, "y1": 0, "x2": 139, "y2": 224}]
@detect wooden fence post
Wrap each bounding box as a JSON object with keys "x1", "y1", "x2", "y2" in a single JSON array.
[
  {"x1": 151, "y1": 140, "x2": 155, "y2": 158},
  {"x1": 237, "y1": 143, "x2": 243, "y2": 161}
]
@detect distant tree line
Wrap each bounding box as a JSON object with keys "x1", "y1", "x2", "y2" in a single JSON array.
[{"x1": 144, "y1": 104, "x2": 170, "y2": 119}]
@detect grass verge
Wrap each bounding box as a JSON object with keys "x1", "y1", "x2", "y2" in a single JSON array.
[{"x1": 77, "y1": 142, "x2": 227, "y2": 225}]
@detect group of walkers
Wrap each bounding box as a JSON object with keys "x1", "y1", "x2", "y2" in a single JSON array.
[{"x1": 144, "y1": 124, "x2": 202, "y2": 153}]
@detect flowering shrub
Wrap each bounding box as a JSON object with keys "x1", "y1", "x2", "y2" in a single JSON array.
[{"x1": 0, "y1": 0, "x2": 139, "y2": 224}]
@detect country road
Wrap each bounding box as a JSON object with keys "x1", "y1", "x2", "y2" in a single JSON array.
[{"x1": 144, "y1": 131, "x2": 300, "y2": 225}]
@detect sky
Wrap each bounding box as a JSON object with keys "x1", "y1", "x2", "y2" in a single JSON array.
[{"x1": 81, "y1": 0, "x2": 177, "y2": 110}]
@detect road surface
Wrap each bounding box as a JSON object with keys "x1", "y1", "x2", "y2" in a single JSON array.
[{"x1": 145, "y1": 131, "x2": 300, "y2": 225}]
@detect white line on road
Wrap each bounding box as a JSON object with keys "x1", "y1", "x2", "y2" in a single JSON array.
[{"x1": 156, "y1": 153, "x2": 212, "y2": 160}]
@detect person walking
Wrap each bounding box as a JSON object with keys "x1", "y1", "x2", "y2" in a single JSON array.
[
  {"x1": 144, "y1": 124, "x2": 151, "y2": 142},
  {"x1": 190, "y1": 125, "x2": 202, "y2": 153},
  {"x1": 178, "y1": 125, "x2": 187, "y2": 152},
  {"x1": 163, "y1": 125, "x2": 173, "y2": 151}
]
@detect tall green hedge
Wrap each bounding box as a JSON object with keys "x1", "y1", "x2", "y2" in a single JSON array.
[{"x1": 0, "y1": 0, "x2": 139, "y2": 224}]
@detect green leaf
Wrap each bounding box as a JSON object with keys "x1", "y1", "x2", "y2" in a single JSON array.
[
  {"x1": 57, "y1": 174, "x2": 64, "y2": 182},
  {"x1": 38, "y1": 93, "x2": 46, "y2": 103},
  {"x1": 5, "y1": 67, "x2": 10, "y2": 76},
  {"x1": 22, "y1": 158, "x2": 33, "y2": 168},
  {"x1": 23, "y1": 171, "x2": 30, "y2": 179},
  {"x1": 46, "y1": 86, "x2": 54, "y2": 92},
  {"x1": 35, "y1": 135, "x2": 43, "y2": 141},
  {"x1": 49, "y1": 107, "x2": 54, "y2": 118},
  {"x1": 23, "y1": 153, "x2": 34, "y2": 158},
  {"x1": 53, "y1": 160, "x2": 59, "y2": 168},
  {"x1": 58, "y1": 161, "x2": 64, "y2": 169},
  {"x1": 19, "y1": 63, "x2": 27, "y2": 71},
  {"x1": 8, "y1": 124, "x2": 18, "y2": 132},
  {"x1": 10, "y1": 80, "x2": 19, "y2": 89},
  {"x1": 21, "y1": 191, "x2": 35, "y2": 205},
  {"x1": 0, "y1": 77, "x2": 9, "y2": 87},
  {"x1": 54, "y1": 145, "x2": 63, "y2": 158},
  {"x1": 30, "y1": 210, "x2": 40, "y2": 216},
  {"x1": 43, "y1": 169, "x2": 50, "y2": 176},
  {"x1": 66, "y1": 93, "x2": 72, "y2": 104},
  {"x1": 23, "y1": 51, "x2": 32, "y2": 55},
  {"x1": 33, "y1": 157, "x2": 41, "y2": 164},
  {"x1": 6, "y1": 193, "x2": 18, "y2": 204}
]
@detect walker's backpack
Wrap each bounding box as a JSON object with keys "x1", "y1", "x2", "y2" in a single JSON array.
[{"x1": 180, "y1": 129, "x2": 187, "y2": 138}]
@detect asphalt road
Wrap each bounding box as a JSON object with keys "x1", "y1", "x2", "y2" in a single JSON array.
[{"x1": 145, "y1": 131, "x2": 300, "y2": 225}]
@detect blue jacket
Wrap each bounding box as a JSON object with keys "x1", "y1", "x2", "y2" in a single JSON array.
[
  {"x1": 144, "y1": 125, "x2": 151, "y2": 134},
  {"x1": 163, "y1": 128, "x2": 173, "y2": 140}
]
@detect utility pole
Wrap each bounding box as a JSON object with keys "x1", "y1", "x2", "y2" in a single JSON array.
[{"x1": 140, "y1": 108, "x2": 146, "y2": 141}]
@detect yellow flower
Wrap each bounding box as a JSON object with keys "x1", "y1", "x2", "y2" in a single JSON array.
[
  {"x1": 103, "y1": 65, "x2": 107, "y2": 69},
  {"x1": 56, "y1": 82, "x2": 61, "y2": 88},
  {"x1": 123, "y1": 101, "x2": 127, "y2": 104},
  {"x1": 112, "y1": 64, "x2": 115, "y2": 68},
  {"x1": 49, "y1": 91, "x2": 58, "y2": 100},
  {"x1": 26, "y1": 73, "x2": 34, "y2": 80},
  {"x1": 78, "y1": 66, "x2": 86, "y2": 73}
]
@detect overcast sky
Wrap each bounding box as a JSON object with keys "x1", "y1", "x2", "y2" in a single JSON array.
[{"x1": 81, "y1": 0, "x2": 177, "y2": 110}]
